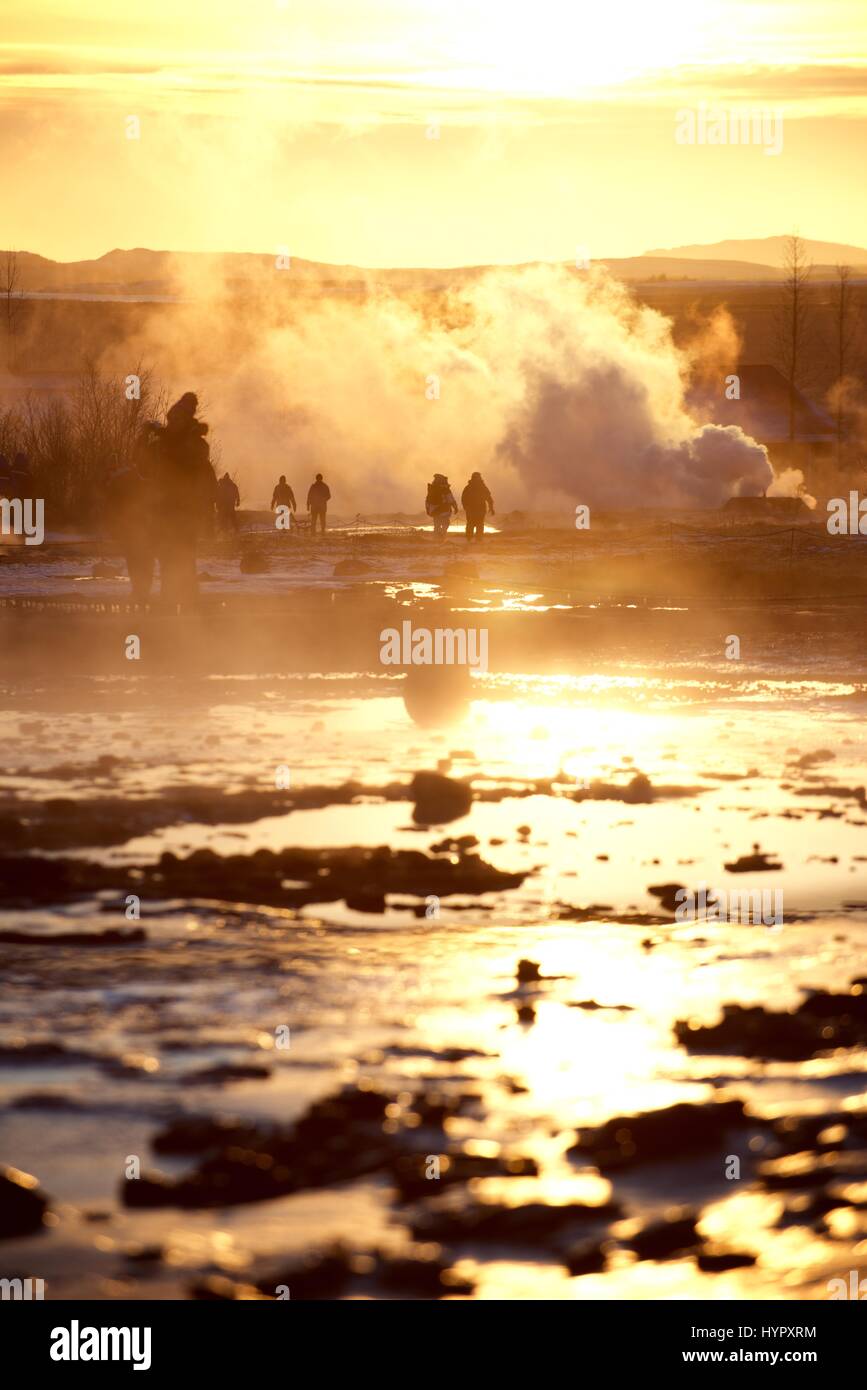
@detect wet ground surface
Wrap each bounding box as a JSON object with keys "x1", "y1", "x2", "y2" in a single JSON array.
[{"x1": 1, "y1": 526, "x2": 866, "y2": 1300}]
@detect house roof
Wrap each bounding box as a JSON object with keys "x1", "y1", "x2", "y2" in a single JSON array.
[{"x1": 689, "y1": 363, "x2": 835, "y2": 444}]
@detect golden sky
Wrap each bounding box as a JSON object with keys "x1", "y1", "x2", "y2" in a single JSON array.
[{"x1": 2, "y1": 0, "x2": 866, "y2": 264}]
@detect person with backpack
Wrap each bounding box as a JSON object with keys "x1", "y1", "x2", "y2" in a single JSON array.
[
  {"x1": 460, "y1": 471, "x2": 495, "y2": 542},
  {"x1": 425, "y1": 474, "x2": 458, "y2": 540},
  {"x1": 307, "y1": 473, "x2": 331, "y2": 535}
]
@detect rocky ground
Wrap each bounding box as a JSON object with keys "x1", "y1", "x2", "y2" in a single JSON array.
[{"x1": 1, "y1": 518, "x2": 865, "y2": 1299}]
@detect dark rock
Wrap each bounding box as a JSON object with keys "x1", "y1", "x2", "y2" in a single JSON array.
[
  {"x1": 771, "y1": 1111, "x2": 867, "y2": 1155},
  {"x1": 0, "y1": 842, "x2": 525, "y2": 910},
  {"x1": 376, "y1": 1249, "x2": 475, "y2": 1297},
  {"x1": 0, "y1": 927, "x2": 146, "y2": 946},
  {"x1": 153, "y1": 1116, "x2": 268, "y2": 1155},
  {"x1": 429, "y1": 835, "x2": 479, "y2": 854},
  {"x1": 724, "y1": 844, "x2": 783, "y2": 872},
  {"x1": 124, "y1": 1244, "x2": 165, "y2": 1263},
  {"x1": 365, "y1": 1044, "x2": 491, "y2": 1065},
  {"x1": 564, "y1": 1238, "x2": 607, "y2": 1276},
  {"x1": 696, "y1": 1249, "x2": 756, "y2": 1271},
  {"x1": 516, "y1": 958, "x2": 542, "y2": 983},
  {"x1": 258, "y1": 1243, "x2": 474, "y2": 1300},
  {"x1": 574, "y1": 773, "x2": 657, "y2": 804},
  {"x1": 676, "y1": 983, "x2": 867, "y2": 1060},
  {"x1": 126, "y1": 1084, "x2": 404, "y2": 1209},
  {"x1": 390, "y1": 1149, "x2": 538, "y2": 1201},
  {"x1": 568, "y1": 999, "x2": 633, "y2": 1012},
  {"x1": 648, "y1": 883, "x2": 685, "y2": 913},
  {"x1": 333, "y1": 558, "x2": 371, "y2": 576},
  {"x1": 11, "y1": 1093, "x2": 83, "y2": 1111},
  {"x1": 0, "y1": 1041, "x2": 96, "y2": 1065},
  {"x1": 180, "y1": 1063, "x2": 271, "y2": 1086},
  {"x1": 0, "y1": 1165, "x2": 48, "y2": 1239},
  {"x1": 343, "y1": 890, "x2": 387, "y2": 913},
  {"x1": 257, "y1": 1247, "x2": 353, "y2": 1300},
  {"x1": 790, "y1": 750, "x2": 834, "y2": 769},
  {"x1": 798, "y1": 988, "x2": 867, "y2": 1023},
  {"x1": 628, "y1": 1210, "x2": 700, "y2": 1260},
  {"x1": 569, "y1": 1099, "x2": 748, "y2": 1171},
  {"x1": 409, "y1": 1192, "x2": 620, "y2": 1246},
  {"x1": 410, "y1": 771, "x2": 473, "y2": 825}
]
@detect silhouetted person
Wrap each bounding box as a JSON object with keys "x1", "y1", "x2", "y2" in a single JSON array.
[
  {"x1": 271, "y1": 474, "x2": 296, "y2": 513},
  {"x1": 216, "y1": 472, "x2": 241, "y2": 533},
  {"x1": 461, "y1": 471, "x2": 495, "y2": 542},
  {"x1": 426, "y1": 473, "x2": 457, "y2": 540},
  {"x1": 151, "y1": 393, "x2": 217, "y2": 607},
  {"x1": 307, "y1": 473, "x2": 331, "y2": 535}
]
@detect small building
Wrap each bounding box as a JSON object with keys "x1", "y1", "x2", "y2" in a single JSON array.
[{"x1": 689, "y1": 363, "x2": 836, "y2": 489}]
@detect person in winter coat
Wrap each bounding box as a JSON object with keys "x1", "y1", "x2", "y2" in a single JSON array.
[
  {"x1": 270, "y1": 475, "x2": 296, "y2": 512},
  {"x1": 307, "y1": 473, "x2": 331, "y2": 535},
  {"x1": 216, "y1": 472, "x2": 241, "y2": 533},
  {"x1": 460, "y1": 471, "x2": 495, "y2": 542},
  {"x1": 151, "y1": 392, "x2": 217, "y2": 607}
]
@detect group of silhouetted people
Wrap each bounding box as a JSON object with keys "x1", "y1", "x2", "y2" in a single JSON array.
[
  {"x1": 105, "y1": 391, "x2": 342, "y2": 607},
  {"x1": 426, "y1": 472, "x2": 495, "y2": 542},
  {"x1": 270, "y1": 473, "x2": 331, "y2": 533},
  {"x1": 104, "y1": 392, "x2": 498, "y2": 606}
]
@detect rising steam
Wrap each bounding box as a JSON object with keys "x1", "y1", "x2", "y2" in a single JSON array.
[{"x1": 101, "y1": 261, "x2": 804, "y2": 511}]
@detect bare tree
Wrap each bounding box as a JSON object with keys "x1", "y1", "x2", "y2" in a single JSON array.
[
  {"x1": 1, "y1": 250, "x2": 24, "y2": 371},
  {"x1": 774, "y1": 234, "x2": 814, "y2": 441},
  {"x1": 829, "y1": 263, "x2": 864, "y2": 467}
]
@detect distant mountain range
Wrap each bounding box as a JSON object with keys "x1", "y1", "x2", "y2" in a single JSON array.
[
  {"x1": 645, "y1": 235, "x2": 867, "y2": 270},
  {"x1": 4, "y1": 237, "x2": 867, "y2": 299}
]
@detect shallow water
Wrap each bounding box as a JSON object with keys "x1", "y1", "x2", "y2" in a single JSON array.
[{"x1": 1, "y1": 646, "x2": 865, "y2": 1299}]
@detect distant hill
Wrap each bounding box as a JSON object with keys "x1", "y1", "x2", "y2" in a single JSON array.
[
  {"x1": 1, "y1": 248, "x2": 493, "y2": 296},
  {"x1": 645, "y1": 235, "x2": 867, "y2": 270},
  {"x1": 4, "y1": 241, "x2": 866, "y2": 299}
]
